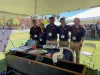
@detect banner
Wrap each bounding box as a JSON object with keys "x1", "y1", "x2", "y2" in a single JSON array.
[{"x1": 0, "y1": 29, "x2": 12, "y2": 52}]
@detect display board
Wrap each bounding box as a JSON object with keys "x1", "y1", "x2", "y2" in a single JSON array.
[{"x1": 0, "y1": 27, "x2": 12, "y2": 52}]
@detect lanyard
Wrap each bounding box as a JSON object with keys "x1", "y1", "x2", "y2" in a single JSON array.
[
  {"x1": 61, "y1": 25, "x2": 66, "y2": 33},
  {"x1": 74, "y1": 26, "x2": 79, "y2": 32},
  {"x1": 40, "y1": 31, "x2": 44, "y2": 37},
  {"x1": 49, "y1": 25, "x2": 54, "y2": 32},
  {"x1": 34, "y1": 28, "x2": 38, "y2": 33},
  {"x1": 73, "y1": 26, "x2": 80, "y2": 35}
]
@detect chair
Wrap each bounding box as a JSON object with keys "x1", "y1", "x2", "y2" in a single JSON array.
[{"x1": 80, "y1": 43, "x2": 96, "y2": 68}]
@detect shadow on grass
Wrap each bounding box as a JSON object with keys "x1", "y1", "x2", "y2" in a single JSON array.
[
  {"x1": 0, "y1": 59, "x2": 6, "y2": 72},
  {"x1": 85, "y1": 37, "x2": 100, "y2": 41},
  {"x1": 0, "y1": 52, "x2": 7, "y2": 72},
  {"x1": 85, "y1": 68, "x2": 99, "y2": 75}
]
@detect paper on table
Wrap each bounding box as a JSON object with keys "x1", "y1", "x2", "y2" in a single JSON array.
[
  {"x1": 17, "y1": 46, "x2": 31, "y2": 51},
  {"x1": 10, "y1": 46, "x2": 31, "y2": 51}
]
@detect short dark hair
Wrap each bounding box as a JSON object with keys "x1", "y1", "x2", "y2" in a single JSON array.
[
  {"x1": 60, "y1": 18, "x2": 65, "y2": 21},
  {"x1": 49, "y1": 17, "x2": 54, "y2": 20}
]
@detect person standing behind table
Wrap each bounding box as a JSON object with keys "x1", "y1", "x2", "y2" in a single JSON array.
[
  {"x1": 82, "y1": 25, "x2": 88, "y2": 38},
  {"x1": 83, "y1": 25, "x2": 87, "y2": 37},
  {"x1": 29, "y1": 20, "x2": 41, "y2": 45},
  {"x1": 39, "y1": 23, "x2": 46, "y2": 45},
  {"x1": 97, "y1": 22, "x2": 100, "y2": 37},
  {"x1": 46, "y1": 17, "x2": 58, "y2": 46},
  {"x1": 91, "y1": 24, "x2": 96, "y2": 38},
  {"x1": 96, "y1": 23, "x2": 98, "y2": 36},
  {"x1": 70, "y1": 18, "x2": 85, "y2": 63},
  {"x1": 58, "y1": 18, "x2": 70, "y2": 47}
]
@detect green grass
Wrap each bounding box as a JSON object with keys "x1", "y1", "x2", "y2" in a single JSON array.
[
  {"x1": 0, "y1": 32, "x2": 100, "y2": 72},
  {"x1": 0, "y1": 52, "x2": 6, "y2": 72},
  {"x1": 6, "y1": 32, "x2": 29, "y2": 50}
]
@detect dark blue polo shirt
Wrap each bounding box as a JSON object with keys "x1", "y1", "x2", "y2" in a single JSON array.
[
  {"x1": 39, "y1": 29, "x2": 46, "y2": 45},
  {"x1": 70, "y1": 25, "x2": 85, "y2": 42},
  {"x1": 58, "y1": 25, "x2": 70, "y2": 41},
  {"x1": 30, "y1": 26, "x2": 41, "y2": 40},
  {"x1": 46, "y1": 24, "x2": 58, "y2": 40}
]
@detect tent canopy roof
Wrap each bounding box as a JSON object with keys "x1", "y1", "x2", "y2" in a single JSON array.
[
  {"x1": 0, "y1": 0, "x2": 100, "y2": 15},
  {"x1": 66, "y1": 7, "x2": 100, "y2": 20}
]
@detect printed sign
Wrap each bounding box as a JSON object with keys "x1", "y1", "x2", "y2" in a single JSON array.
[{"x1": 0, "y1": 28, "x2": 12, "y2": 52}]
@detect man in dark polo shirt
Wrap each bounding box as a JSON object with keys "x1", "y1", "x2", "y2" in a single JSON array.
[
  {"x1": 30, "y1": 20, "x2": 41, "y2": 45},
  {"x1": 70, "y1": 18, "x2": 85, "y2": 63},
  {"x1": 58, "y1": 18, "x2": 70, "y2": 47},
  {"x1": 46, "y1": 17, "x2": 58, "y2": 46}
]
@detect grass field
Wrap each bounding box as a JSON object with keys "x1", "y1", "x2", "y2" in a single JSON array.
[
  {"x1": 80, "y1": 37, "x2": 100, "y2": 69},
  {"x1": 0, "y1": 32, "x2": 100, "y2": 73}
]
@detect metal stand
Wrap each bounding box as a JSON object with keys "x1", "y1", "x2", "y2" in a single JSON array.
[{"x1": 9, "y1": 38, "x2": 15, "y2": 48}]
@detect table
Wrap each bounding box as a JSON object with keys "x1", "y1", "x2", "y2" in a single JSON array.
[{"x1": 5, "y1": 47, "x2": 86, "y2": 75}]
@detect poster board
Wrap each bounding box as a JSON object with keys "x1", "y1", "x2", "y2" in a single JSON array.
[{"x1": 0, "y1": 27, "x2": 12, "y2": 52}]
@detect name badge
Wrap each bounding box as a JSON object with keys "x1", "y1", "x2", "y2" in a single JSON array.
[
  {"x1": 34, "y1": 34, "x2": 37, "y2": 37},
  {"x1": 72, "y1": 36, "x2": 76, "y2": 40},
  {"x1": 40, "y1": 38, "x2": 42, "y2": 41},
  {"x1": 61, "y1": 35, "x2": 65, "y2": 38},
  {"x1": 49, "y1": 32, "x2": 52, "y2": 36}
]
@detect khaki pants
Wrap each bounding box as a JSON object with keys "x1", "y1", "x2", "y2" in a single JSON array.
[
  {"x1": 70, "y1": 41, "x2": 81, "y2": 63},
  {"x1": 59, "y1": 41, "x2": 69, "y2": 47},
  {"x1": 46, "y1": 40, "x2": 57, "y2": 46}
]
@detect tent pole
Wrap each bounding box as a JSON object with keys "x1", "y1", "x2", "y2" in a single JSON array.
[
  {"x1": 35, "y1": 0, "x2": 37, "y2": 14},
  {"x1": 9, "y1": 38, "x2": 15, "y2": 48}
]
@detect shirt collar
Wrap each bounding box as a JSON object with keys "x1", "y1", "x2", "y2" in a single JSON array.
[
  {"x1": 50, "y1": 24, "x2": 55, "y2": 26},
  {"x1": 33, "y1": 26, "x2": 37, "y2": 28}
]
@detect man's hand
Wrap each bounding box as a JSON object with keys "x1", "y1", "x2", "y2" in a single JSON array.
[
  {"x1": 79, "y1": 43, "x2": 83, "y2": 51},
  {"x1": 81, "y1": 37, "x2": 84, "y2": 45},
  {"x1": 80, "y1": 44, "x2": 82, "y2": 47}
]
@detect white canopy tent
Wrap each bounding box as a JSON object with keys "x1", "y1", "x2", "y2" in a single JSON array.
[
  {"x1": 1, "y1": 0, "x2": 100, "y2": 73},
  {"x1": 66, "y1": 7, "x2": 100, "y2": 24},
  {"x1": 0, "y1": 11, "x2": 28, "y2": 18},
  {"x1": 0, "y1": 0, "x2": 100, "y2": 15}
]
